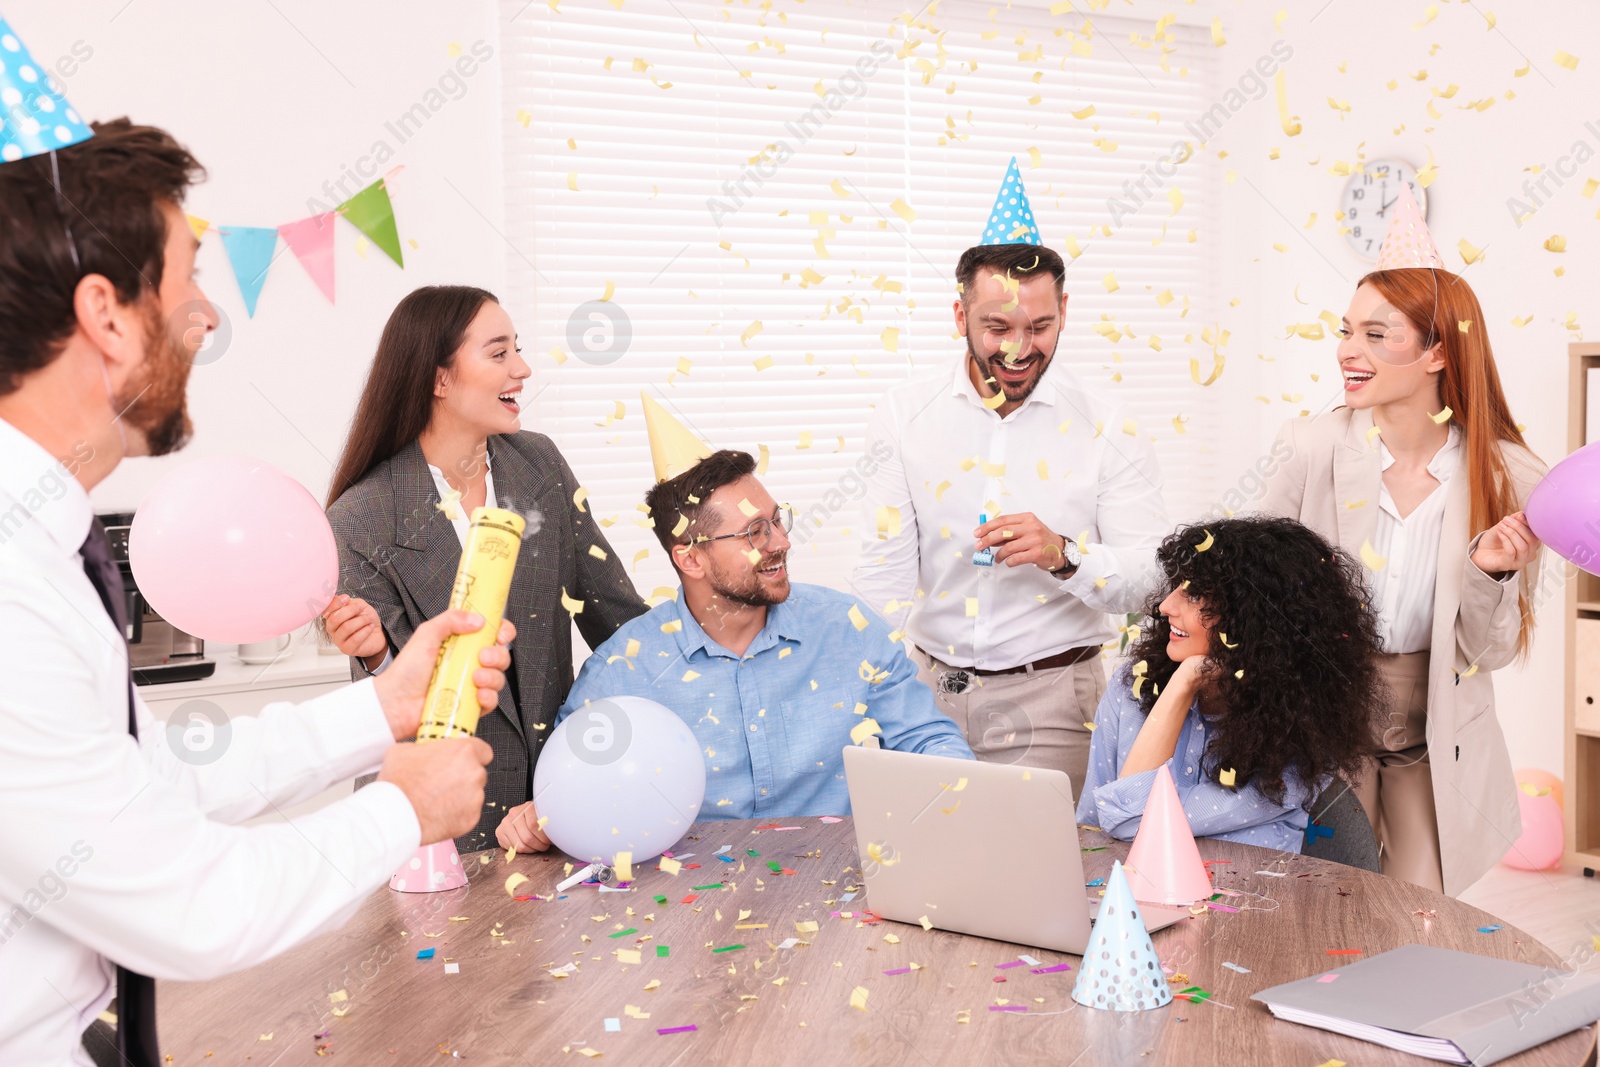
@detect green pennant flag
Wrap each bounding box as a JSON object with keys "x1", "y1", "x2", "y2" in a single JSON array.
[{"x1": 339, "y1": 179, "x2": 404, "y2": 268}]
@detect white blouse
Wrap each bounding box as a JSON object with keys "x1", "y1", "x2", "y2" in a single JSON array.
[
  {"x1": 1371, "y1": 426, "x2": 1461, "y2": 654},
  {"x1": 426, "y1": 451, "x2": 497, "y2": 549}
]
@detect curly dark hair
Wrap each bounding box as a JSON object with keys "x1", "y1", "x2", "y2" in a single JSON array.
[{"x1": 1122, "y1": 515, "x2": 1384, "y2": 805}]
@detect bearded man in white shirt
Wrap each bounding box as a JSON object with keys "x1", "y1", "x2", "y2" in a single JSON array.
[
  {"x1": 0, "y1": 119, "x2": 511, "y2": 1067},
  {"x1": 852, "y1": 181, "x2": 1169, "y2": 801}
]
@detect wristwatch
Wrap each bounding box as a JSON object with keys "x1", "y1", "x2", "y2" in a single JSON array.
[{"x1": 1048, "y1": 536, "x2": 1082, "y2": 576}]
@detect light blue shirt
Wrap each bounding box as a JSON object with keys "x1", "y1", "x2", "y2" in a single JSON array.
[
  {"x1": 557, "y1": 583, "x2": 973, "y2": 820},
  {"x1": 1075, "y1": 668, "x2": 1318, "y2": 853}
]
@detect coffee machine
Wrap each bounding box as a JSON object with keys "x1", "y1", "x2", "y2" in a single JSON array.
[{"x1": 97, "y1": 512, "x2": 216, "y2": 686}]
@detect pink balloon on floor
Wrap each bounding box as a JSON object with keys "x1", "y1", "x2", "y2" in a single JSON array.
[
  {"x1": 1525, "y1": 441, "x2": 1600, "y2": 577},
  {"x1": 129, "y1": 456, "x2": 338, "y2": 643},
  {"x1": 1501, "y1": 790, "x2": 1564, "y2": 871}
]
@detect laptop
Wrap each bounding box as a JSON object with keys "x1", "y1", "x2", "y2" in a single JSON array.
[{"x1": 842, "y1": 745, "x2": 1190, "y2": 954}]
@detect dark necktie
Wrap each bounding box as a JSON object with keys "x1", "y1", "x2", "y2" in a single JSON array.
[{"x1": 79, "y1": 519, "x2": 161, "y2": 1067}]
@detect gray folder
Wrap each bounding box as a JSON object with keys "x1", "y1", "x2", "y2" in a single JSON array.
[{"x1": 1250, "y1": 944, "x2": 1600, "y2": 1066}]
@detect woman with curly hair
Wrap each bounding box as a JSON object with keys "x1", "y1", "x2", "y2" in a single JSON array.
[{"x1": 1076, "y1": 516, "x2": 1384, "y2": 853}]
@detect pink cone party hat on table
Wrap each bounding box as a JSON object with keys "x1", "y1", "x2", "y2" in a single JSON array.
[
  {"x1": 1072, "y1": 860, "x2": 1174, "y2": 1012},
  {"x1": 1125, "y1": 763, "x2": 1213, "y2": 905},
  {"x1": 1374, "y1": 182, "x2": 1444, "y2": 270},
  {"x1": 390, "y1": 840, "x2": 468, "y2": 893}
]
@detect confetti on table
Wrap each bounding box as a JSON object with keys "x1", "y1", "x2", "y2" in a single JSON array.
[
  {"x1": 614, "y1": 851, "x2": 633, "y2": 882},
  {"x1": 659, "y1": 857, "x2": 682, "y2": 876},
  {"x1": 1317, "y1": 973, "x2": 1340, "y2": 983},
  {"x1": 604, "y1": 1018, "x2": 621, "y2": 1032},
  {"x1": 884, "y1": 966, "x2": 915, "y2": 976},
  {"x1": 850, "y1": 986, "x2": 870, "y2": 1011},
  {"x1": 657, "y1": 1025, "x2": 697, "y2": 1035},
  {"x1": 989, "y1": 1005, "x2": 1027, "y2": 1012},
  {"x1": 416, "y1": 948, "x2": 435, "y2": 960},
  {"x1": 1325, "y1": 949, "x2": 1362, "y2": 956},
  {"x1": 1478, "y1": 924, "x2": 1504, "y2": 933},
  {"x1": 996, "y1": 960, "x2": 1025, "y2": 970},
  {"x1": 657, "y1": 945, "x2": 670, "y2": 957},
  {"x1": 617, "y1": 949, "x2": 642, "y2": 965},
  {"x1": 444, "y1": 962, "x2": 460, "y2": 974},
  {"x1": 713, "y1": 944, "x2": 745, "y2": 954},
  {"x1": 1030, "y1": 963, "x2": 1072, "y2": 974},
  {"x1": 505, "y1": 873, "x2": 530, "y2": 896},
  {"x1": 1221, "y1": 962, "x2": 1251, "y2": 973}
]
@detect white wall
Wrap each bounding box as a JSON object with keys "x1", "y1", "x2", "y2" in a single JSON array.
[
  {"x1": 14, "y1": 0, "x2": 507, "y2": 511},
  {"x1": 1213, "y1": 1, "x2": 1593, "y2": 777}
]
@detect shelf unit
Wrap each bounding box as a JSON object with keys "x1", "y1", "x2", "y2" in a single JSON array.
[{"x1": 1563, "y1": 343, "x2": 1600, "y2": 875}]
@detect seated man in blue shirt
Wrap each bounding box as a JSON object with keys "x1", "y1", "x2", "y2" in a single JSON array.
[{"x1": 555, "y1": 447, "x2": 972, "y2": 822}]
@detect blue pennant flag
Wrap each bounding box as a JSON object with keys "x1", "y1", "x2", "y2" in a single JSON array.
[
  {"x1": 220, "y1": 226, "x2": 279, "y2": 317},
  {"x1": 0, "y1": 15, "x2": 94, "y2": 164},
  {"x1": 979, "y1": 156, "x2": 1041, "y2": 246}
]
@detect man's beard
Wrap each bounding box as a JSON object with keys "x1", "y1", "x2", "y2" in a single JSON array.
[
  {"x1": 966, "y1": 328, "x2": 1056, "y2": 405},
  {"x1": 705, "y1": 549, "x2": 790, "y2": 608},
  {"x1": 116, "y1": 303, "x2": 194, "y2": 456}
]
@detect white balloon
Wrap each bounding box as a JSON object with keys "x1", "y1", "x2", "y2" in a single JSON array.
[{"x1": 533, "y1": 696, "x2": 706, "y2": 867}]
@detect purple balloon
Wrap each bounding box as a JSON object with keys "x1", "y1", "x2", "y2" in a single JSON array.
[
  {"x1": 1525, "y1": 440, "x2": 1600, "y2": 577},
  {"x1": 129, "y1": 456, "x2": 339, "y2": 643}
]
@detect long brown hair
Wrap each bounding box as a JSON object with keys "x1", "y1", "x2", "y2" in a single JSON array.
[
  {"x1": 1359, "y1": 267, "x2": 1536, "y2": 656},
  {"x1": 327, "y1": 285, "x2": 497, "y2": 507}
]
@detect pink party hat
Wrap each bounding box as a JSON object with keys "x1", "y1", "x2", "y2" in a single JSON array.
[
  {"x1": 1125, "y1": 764, "x2": 1213, "y2": 905},
  {"x1": 390, "y1": 840, "x2": 468, "y2": 893},
  {"x1": 1072, "y1": 860, "x2": 1174, "y2": 1012},
  {"x1": 1374, "y1": 182, "x2": 1444, "y2": 270}
]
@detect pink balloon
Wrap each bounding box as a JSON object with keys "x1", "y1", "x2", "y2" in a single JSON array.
[
  {"x1": 129, "y1": 456, "x2": 338, "y2": 644},
  {"x1": 1526, "y1": 440, "x2": 1600, "y2": 577},
  {"x1": 1501, "y1": 791, "x2": 1564, "y2": 871}
]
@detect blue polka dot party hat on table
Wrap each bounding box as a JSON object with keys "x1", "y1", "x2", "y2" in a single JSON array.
[
  {"x1": 1072, "y1": 859, "x2": 1175, "y2": 1012},
  {"x1": 0, "y1": 15, "x2": 93, "y2": 164},
  {"x1": 979, "y1": 156, "x2": 1041, "y2": 246}
]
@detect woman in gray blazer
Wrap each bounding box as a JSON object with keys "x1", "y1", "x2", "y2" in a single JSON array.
[
  {"x1": 322, "y1": 285, "x2": 646, "y2": 854},
  {"x1": 1260, "y1": 266, "x2": 1542, "y2": 896}
]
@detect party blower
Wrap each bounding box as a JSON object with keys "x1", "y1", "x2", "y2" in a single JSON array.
[{"x1": 390, "y1": 506, "x2": 525, "y2": 893}]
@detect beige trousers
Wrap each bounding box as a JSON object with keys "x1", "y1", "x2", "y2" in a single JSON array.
[
  {"x1": 1353, "y1": 650, "x2": 1444, "y2": 893},
  {"x1": 910, "y1": 646, "x2": 1108, "y2": 802}
]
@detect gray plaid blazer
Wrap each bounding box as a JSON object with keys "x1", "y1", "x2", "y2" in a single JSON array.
[{"x1": 328, "y1": 432, "x2": 647, "y2": 852}]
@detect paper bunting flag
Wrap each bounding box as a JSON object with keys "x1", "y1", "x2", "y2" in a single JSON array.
[
  {"x1": 278, "y1": 212, "x2": 337, "y2": 304},
  {"x1": 643, "y1": 392, "x2": 713, "y2": 483},
  {"x1": 1071, "y1": 860, "x2": 1173, "y2": 1012},
  {"x1": 340, "y1": 178, "x2": 404, "y2": 267},
  {"x1": 0, "y1": 15, "x2": 94, "y2": 164},
  {"x1": 979, "y1": 156, "x2": 1041, "y2": 246},
  {"x1": 1374, "y1": 183, "x2": 1444, "y2": 270},
  {"x1": 220, "y1": 226, "x2": 279, "y2": 318}
]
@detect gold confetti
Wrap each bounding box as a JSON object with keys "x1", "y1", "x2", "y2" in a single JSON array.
[
  {"x1": 599, "y1": 280, "x2": 616, "y2": 302},
  {"x1": 1555, "y1": 50, "x2": 1580, "y2": 71},
  {"x1": 850, "y1": 718, "x2": 882, "y2": 745},
  {"x1": 752, "y1": 355, "x2": 774, "y2": 371},
  {"x1": 1545, "y1": 235, "x2": 1568, "y2": 253},
  {"x1": 1430, "y1": 406, "x2": 1453, "y2": 424},
  {"x1": 882, "y1": 326, "x2": 900, "y2": 353},
  {"x1": 1194, "y1": 529, "x2": 1215, "y2": 552},
  {"x1": 1210, "y1": 16, "x2": 1226, "y2": 46},
  {"x1": 506, "y1": 872, "x2": 530, "y2": 896},
  {"x1": 1219, "y1": 768, "x2": 1237, "y2": 787},
  {"x1": 1189, "y1": 353, "x2": 1225, "y2": 386},
  {"x1": 1102, "y1": 271, "x2": 1120, "y2": 292},
  {"x1": 830, "y1": 178, "x2": 851, "y2": 197},
  {"x1": 890, "y1": 197, "x2": 918, "y2": 223},
  {"x1": 660, "y1": 619, "x2": 683, "y2": 634},
  {"x1": 741, "y1": 320, "x2": 764, "y2": 346},
  {"x1": 848, "y1": 604, "x2": 870, "y2": 631},
  {"x1": 876, "y1": 506, "x2": 902, "y2": 538},
  {"x1": 659, "y1": 856, "x2": 682, "y2": 876},
  {"x1": 965, "y1": 597, "x2": 979, "y2": 617},
  {"x1": 560, "y1": 588, "x2": 585, "y2": 616},
  {"x1": 756, "y1": 444, "x2": 770, "y2": 474},
  {"x1": 588, "y1": 544, "x2": 608, "y2": 561},
  {"x1": 1274, "y1": 68, "x2": 1302, "y2": 135},
  {"x1": 1458, "y1": 238, "x2": 1485, "y2": 265},
  {"x1": 850, "y1": 986, "x2": 870, "y2": 1011},
  {"x1": 737, "y1": 497, "x2": 760, "y2": 518},
  {"x1": 1360, "y1": 538, "x2": 1388, "y2": 572},
  {"x1": 574, "y1": 486, "x2": 590, "y2": 512},
  {"x1": 1168, "y1": 188, "x2": 1184, "y2": 215}
]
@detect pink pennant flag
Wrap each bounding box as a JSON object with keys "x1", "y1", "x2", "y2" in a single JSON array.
[
  {"x1": 1374, "y1": 183, "x2": 1444, "y2": 270},
  {"x1": 278, "y1": 212, "x2": 337, "y2": 304}
]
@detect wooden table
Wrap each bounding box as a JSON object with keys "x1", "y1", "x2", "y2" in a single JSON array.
[{"x1": 159, "y1": 818, "x2": 1597, "y2": 1065}]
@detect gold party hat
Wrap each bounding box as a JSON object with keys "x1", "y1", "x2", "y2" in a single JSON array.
[{"x1": 642, "y1": 393, "x2": 712, "y2": 483}]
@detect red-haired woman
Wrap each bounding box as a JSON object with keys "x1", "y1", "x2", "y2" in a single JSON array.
[{"x1": 1261, "y1": 267, "x2": 1543, "y2": 896}]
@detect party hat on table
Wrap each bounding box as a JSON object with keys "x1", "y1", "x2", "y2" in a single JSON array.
[
  {"x1": 1125, "y1": 763, "x2": 1214, "y2": 906},
  {"x1": 1072, "y1": 860, "x2": 1174, "y2": 1012},
  {"x1": 979, "y1": 156, "x2": 1042, "y2": 246},
  {"x1": 643, "y1": 392, "x2": 713, "y2": 483},
  {"x1": 390, "y1": 840, "x2": 468, "y2": 893},
  {"x1": 0, "y1": 15, "x2": 94, "y2": 165},
  {"x1": 1374, "y1": 182, "x2": 1443, "y2": 270}
]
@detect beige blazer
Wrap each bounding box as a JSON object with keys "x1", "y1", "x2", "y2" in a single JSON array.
[{"x1": 1259, "y1": 406, "x2": 1544, "y2": 896}]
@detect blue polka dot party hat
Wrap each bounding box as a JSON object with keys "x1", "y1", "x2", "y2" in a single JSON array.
[
  {"x1": 0, "y1": 15, "x2": 93, "y2": 164},
  {"x1": 978, "y1": 156, "x2": 1041, "y2": 246},
  {"x1": 1071, "y1": 859, "x2": 1175, "y2": 1012}
]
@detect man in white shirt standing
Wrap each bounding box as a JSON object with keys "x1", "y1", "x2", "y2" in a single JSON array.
[
  {"x1": 852, "y1": 158, "x2": 1169, "y2": 800},
  {"x1": 0, "y1": 113, "x2": 511, "y2": 1066}
]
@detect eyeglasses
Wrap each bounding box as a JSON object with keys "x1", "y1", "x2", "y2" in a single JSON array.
[{"x1": 693, "y1": 504, "x2": 796, "y2": 552}]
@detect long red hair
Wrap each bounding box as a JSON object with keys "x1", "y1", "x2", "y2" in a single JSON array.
[{"x1": 1360, "y1": 267, "x2": 1537, "y2": 657}]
